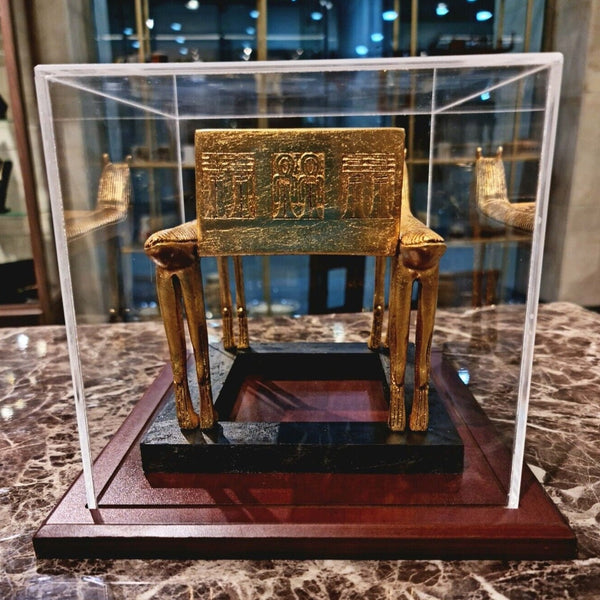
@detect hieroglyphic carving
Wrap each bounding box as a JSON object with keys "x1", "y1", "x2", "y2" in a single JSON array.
[
  {"x1": 341, "y1": 153, "x2": 396, "y2": 218},
  {"x1": 199, "y1": 152, "x2": 257, "y2": 219},
  {"x1": 272, "y1": 152, "x2": 325, "y2": 219}
]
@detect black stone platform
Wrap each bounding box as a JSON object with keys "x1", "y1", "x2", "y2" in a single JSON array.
[{"x1": 140, "y1": 343, "x2": 463, "y2": 474}]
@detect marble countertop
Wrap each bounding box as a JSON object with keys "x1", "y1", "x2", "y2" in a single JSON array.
[{"x1": 1, "y1": 302, "x2": 600, "y2": 598}]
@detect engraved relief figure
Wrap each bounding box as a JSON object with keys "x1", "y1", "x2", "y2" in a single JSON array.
[
  {"x1": 298, "y1": 153, "x2": 324, "y2": 218},
  {"x1": 342, "y1": 153, "x2": 395, "y2": 218},
  {"x1": 272, "y1": 153, "x2": 295, "y2": 218},
  {"x1": 371, "y1": 155, "x2": 396, "y2": 217},
  {"x1": 200, "y1": 152, "x2": 256, "y2": 219},
  {"x1": 271, "y1": 151, "x2": 325, "y2": 219}
]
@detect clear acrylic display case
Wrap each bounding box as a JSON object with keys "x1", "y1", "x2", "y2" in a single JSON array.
[{"x1": 34, "y1": 54, "x2": 563, "y2": 531}]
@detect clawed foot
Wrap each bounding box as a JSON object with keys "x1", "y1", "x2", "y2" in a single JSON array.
[
  {"x1": 388, "y1": 385, "x2": 406, "y2": 432},
  {"x1": 409, "y1": 387, "x2": 429, "y2": 431},
  {"x1": 198, "y1": 382, "x2": 217, "y2": 430},
  {"x1": 174, "y1": 383, "x2": 200, "y2": 430}
]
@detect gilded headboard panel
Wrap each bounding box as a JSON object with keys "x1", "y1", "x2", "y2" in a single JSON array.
[{"x1": 195, "y1": 128, "x2": 405, "y2": 256}]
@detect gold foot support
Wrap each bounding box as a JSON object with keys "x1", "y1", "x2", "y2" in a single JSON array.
[
  {"x1": 233, "y1": 256, "x2": 249, "y2": 350},
  {"x1": 368, "y1": 256, "x2": 387, "y2": 350},
  {"x1": 217, "y1": 257, "x2": 235, "y2": 351}
]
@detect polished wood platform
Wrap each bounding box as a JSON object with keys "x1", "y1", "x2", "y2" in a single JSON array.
[{"x1": 33, "y1": 349, "x2": 576, "y2": 559}]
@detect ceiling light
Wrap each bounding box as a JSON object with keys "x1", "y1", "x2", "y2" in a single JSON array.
[
  {"x1": 355, "y1": 45, "x2": 369, "y2": 56},
  {"x1": 436, "y1": 3, "x2": 449, "y2": 16},
  {"x1": 185, "y1": 0, "x2": 200, "y2": 9},
  {"x1": 175, "y1": 36, "x2": 186, "y2": 44},
  {"x1": 123, "y1": 27, "x2": 133, "y2": 36},
  {"x1": 179, "y1": 47, "x2": 189, "y2": 55},
  {"x1": 249, "y1": 9, "x2": 259, "y2": 19},
  {"x1": 371, "y1": 33, "x2": 384, "y2": 43},
  {"x1": 171, "y1": 22, "x2": 182, "y2": 31},
  {"x1": 476, "y1": 10, "x2": 493, "y2": 21},
  {"x1": 311, "y1": 11, "x2": 323, "y2": 21},
  {"x1": 382, "y1": 10, "x2": 398, "y2": 21},
  {"x1": 145, "y1": 19, "x2": 154, "y2": 30}
]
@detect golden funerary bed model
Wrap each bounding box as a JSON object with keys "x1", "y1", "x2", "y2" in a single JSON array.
[
  {"x1": 144, "y1": 127, "x2": 446, "y2": 440},
  {"x1": 33, "y1": 55, "x2": 574, "y2": 559}
]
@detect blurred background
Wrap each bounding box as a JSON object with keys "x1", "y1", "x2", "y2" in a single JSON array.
[{"x1": 0, "y1": 0, "x2": 597, "y2": 324}]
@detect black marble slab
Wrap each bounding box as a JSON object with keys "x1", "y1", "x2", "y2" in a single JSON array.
[{"x1": 141, "y1": 343, "x2": 463, "y2": 474}]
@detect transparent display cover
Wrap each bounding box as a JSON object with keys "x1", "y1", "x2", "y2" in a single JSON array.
[{"x1": 35, "y1": 54, "x2": 562, "y2": 510}]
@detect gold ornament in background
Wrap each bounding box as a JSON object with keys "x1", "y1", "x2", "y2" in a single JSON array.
[
  {"x1": 64, "y1": 154, "x2": 132, "y2": 243},
  {"x1": 473, "y1": 146, "x2": 536, "y2": 232}
]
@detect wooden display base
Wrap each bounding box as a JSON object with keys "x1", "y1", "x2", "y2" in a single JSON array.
[{"x1": 33, "y1": 350, "x2": 577, "y2": 559}]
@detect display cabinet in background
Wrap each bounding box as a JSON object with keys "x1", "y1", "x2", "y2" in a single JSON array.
[
  {"x1": 89, "y1": 0, "x2": 551, "y2": 318},
  {"x1": 0, "y1": 0, "x2": 53, "y2": 323}
]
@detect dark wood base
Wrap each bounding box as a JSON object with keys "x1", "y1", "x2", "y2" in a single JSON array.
[{"x1": 33, "y1": 350, "x2": 577, "y2": 559}]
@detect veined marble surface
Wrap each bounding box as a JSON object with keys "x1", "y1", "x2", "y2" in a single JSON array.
[{"x1": 1, "y1": 302, "x2": 600, "y2": 599}]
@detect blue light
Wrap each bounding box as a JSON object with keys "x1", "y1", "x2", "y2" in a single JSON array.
[
  {"x1": 355, "y1": 45, "x2": 369, "y2": 56},
  {"x1": 249, "y1": 9, "x2": 259, "y2": 19},
  {"x1": 458, "y1": 368, "x2": 471, "y2": 385},
  {"x1": 179, "y1": 47, "x2": 189, "y2": 56},
  {"x1": 175, "y1": 36, "x2": 186, "y2": 44},
  {"x1": 476, "y1": 10, "x2": 493, "y2": 21},
  {"x1": 170, "y1": 22, "x2": 182, "y2": 31},
  {"x1": 311, "y1": 11, "x2": 323, "y2": 21},
  {"x1": 246, "y1": 26, "x2": 256, "y2": 35},
  {"x1": 436, "y1": 3, "x2": 449, "y2": 16},
  {"x1": 123, "y1": 27, "x2": 133, "y2": 36},
  {"x1": 480, "y1": 91, "x2": 491, "y2": 101},
  {"x1": 382, "y1": 10, "x2": 398, "y2": 21},
  {"x1": 371, "y1": 32, "x2": 384, "y2": 43},
  {"x1": 131, "y1": 41, "x2": 140, "y2": 49}
]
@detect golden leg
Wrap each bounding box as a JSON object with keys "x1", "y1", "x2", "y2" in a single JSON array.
[
  {"x1": 155, "y1": 267, "x2": 200, "y2": 430},
  {"x1": 387, "y1": 256, "x2": 413, "y2": 432},
  {"x1": 368, "y1": 256, "x2": 386, "y2": 350},
  {"x1": 409, "y1": 265, "x2": 440, "y2": 432},
  {"x1": 217, "y1": 257, "x2": 235, "y2": 351},
  {"x1": 233, "y1": 256, "x2": 249, "y2": 349},
  {"x1": 179, "y1": 260, "x2": 217, "y2": 430}
]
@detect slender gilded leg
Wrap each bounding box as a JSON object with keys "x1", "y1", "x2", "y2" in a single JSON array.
[
  {"x1": 368, "y1": 256, "x2": 387, "y2": 350},
  {"x1": 233, "y1": 256, "x2": 249, "y2": 349},
  {"x1": 179, "y1": 260, "x2": 217, "y2": 430},
  {"x1": 409, "y1": 264, "x2": 440, "y2": 431},
  {"x1": 387, "y1": 256, "x2": 413, "y2": 432},
  {"x1": 217, "y1": 257, "x2": 235, "y2": 351},
  {"x1": 155, "y1": 267, "x2": 200, "y2": 430}
]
